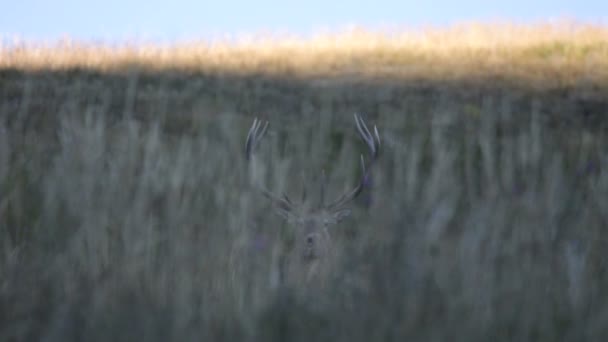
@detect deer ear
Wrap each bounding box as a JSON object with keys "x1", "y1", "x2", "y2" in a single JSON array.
[{"x1": 331, "y1": 208, "x2": 352, "y2": 223}]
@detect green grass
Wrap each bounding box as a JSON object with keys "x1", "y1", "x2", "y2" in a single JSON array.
[{"x1": 1, "y1": 22, "x2": 608, "y2": 341}]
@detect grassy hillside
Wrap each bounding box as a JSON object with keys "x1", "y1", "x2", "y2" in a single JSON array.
[{"x1": 1, "y1": 22, "x2": 608, "y2": 341}]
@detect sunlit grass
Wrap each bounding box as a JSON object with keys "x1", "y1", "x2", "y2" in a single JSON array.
[{"x1": 2, "y1": 21, "x2": 608, "y2": 87}]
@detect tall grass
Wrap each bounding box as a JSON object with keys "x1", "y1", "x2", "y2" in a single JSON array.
[{"x1": 1, "y1": 22, "x2": 608, "y2": 341}]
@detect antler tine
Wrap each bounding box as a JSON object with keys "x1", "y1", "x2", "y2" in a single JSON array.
[
  {"x1": 325, "y1": 114, "x2": 380, "y2": 210},
  {"x1": 354, "y1": 113, "x2": 380, "y2": 158},
  {"x1": 245, "y1": 117, "x2": 295, "y2": 214},
  {"x1": 245, "y1": 118, "x2": 269, "y2": 160},
  {"x1": 260, "y1": 188, "x2": 293, "y2": 213}
]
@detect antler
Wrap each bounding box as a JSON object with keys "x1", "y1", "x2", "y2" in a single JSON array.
[
  {"x1": 245, "y1": 114, "x2": 380, "y2": 216},
  {"x1": 325, "y1": 113, "x2": 380, "y2": 211},
  {"x1": 245, "y1": 118, "x2": 295, "y2": 216}
]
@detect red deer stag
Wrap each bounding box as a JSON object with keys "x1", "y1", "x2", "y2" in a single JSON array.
[{"x1": 245, "y1": 114, "x2": 380, "y2": 286}]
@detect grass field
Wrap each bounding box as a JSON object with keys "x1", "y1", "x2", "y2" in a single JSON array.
[{"x1": 1, "y1": 22, "x2": 608, "y2": 341}]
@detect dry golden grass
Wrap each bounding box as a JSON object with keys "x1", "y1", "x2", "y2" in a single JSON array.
[{"x1": 2, "y1": 21, "x2": 608, "y2": 88}]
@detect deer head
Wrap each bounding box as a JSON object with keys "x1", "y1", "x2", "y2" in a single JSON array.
[{"x1": 245, "y1": 114, "x2": 380, "y2": 265}]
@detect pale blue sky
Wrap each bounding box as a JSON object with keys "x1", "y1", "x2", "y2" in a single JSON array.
[{"x1": 1, "y1": 0, "x2": 606, "y2": 42}]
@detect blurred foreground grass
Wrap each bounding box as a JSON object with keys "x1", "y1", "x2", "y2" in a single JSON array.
[{"x1": 1, "y1": 22, "x2": 608, "y2": 341}]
